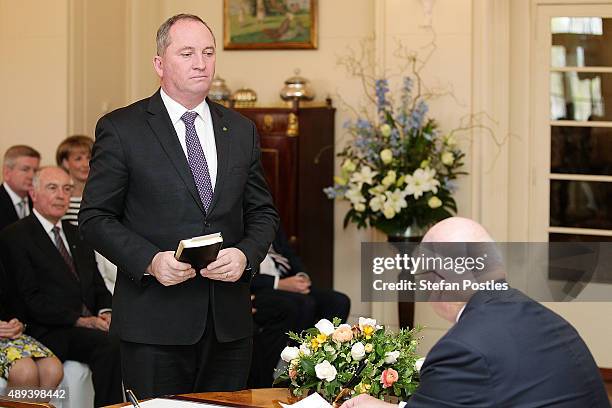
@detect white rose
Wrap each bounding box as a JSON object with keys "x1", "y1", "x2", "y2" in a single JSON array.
[
  {"x1": 315, "y1": 360, "x2": 337, "y2": 382},
  {"x1": 384, "y1": 350, "x2": 400, "y2": 364},
  {"x1": 315, "y1": 319, "x2": 335, "y2": 336},
  {"x1": 358, "y1": 317, "x2": 377, "y2": 331},
  {"x1": 354, "y1": 203, "x2": 366, "y2": 212},
  {"x1": 441, "y1": 151, "x2": 455, "y2": 166},
  {"x1": 281, "y1": 346, "x2": 300, "y2": 362},
  {"x1": 351, "y1": 342, "x2": 366, "y2": 361},
  {"x1": 415, "y1": 357, "x2": 426, "y2": 372},
  {"x1": 299, "y1": 343, "x2": 311, "y2": 356},
  {"x1": 380, "y1": 149, "x2": 393, "y2": 164}
]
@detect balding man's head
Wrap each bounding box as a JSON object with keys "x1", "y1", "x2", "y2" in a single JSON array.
[
  {"x1": 422, "y1": 217, "x2": 494, "y2": 243},
  {"x1": 419, "y1": 217, "x2": 505, "y2": 323}
]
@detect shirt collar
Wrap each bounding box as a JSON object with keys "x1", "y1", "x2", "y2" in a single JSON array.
[
  {"x1": 456, "y1": 304, "x2": 467, "y2": 323},
  {"x1": 160, "y1": 87, "x2": 210, "y2": 126},
  {"x1": 32, "y1": 208, "x2": 62, "y2": 234},
  {"x1": 3, "y1": 182, "x2": 27, "y2": 206}
]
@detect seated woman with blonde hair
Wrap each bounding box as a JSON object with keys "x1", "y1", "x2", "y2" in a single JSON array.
[{"x1": 1, "y1": 261, "x2": 63, "y2": 400}]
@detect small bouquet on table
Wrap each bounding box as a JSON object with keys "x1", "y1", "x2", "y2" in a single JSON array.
[{"x1": 276, "y1": 317, "x2": 424, "y2": 405}]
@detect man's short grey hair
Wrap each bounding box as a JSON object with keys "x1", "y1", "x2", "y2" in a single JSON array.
[
  {"x1": 156, "y1": 13, "x2": 216, "y2": 56},
  {"x1": 32, "y1": 166, "x2": 71, "y2": 191},
  {"x1": 3, "y1": 145, "x2": 40, "y2": 168}
]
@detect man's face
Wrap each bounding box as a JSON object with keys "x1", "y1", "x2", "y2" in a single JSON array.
[
  {"x1": 62, "y1": 148, "x2": 91, "y2": 184},
  {"x1": 31, "y1": 168, "x2": 73, "y2": 224},
  {"x1": 154, "y1": 19, "x2": 216, "y2": 105},
  {"x1": 3, "y1": 156, "x2": 40, "y2": 197}
]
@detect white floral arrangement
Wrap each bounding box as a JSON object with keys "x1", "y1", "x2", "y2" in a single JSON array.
[{"x1": 275, "y1": 317, "x2": 423, "y2": 402}]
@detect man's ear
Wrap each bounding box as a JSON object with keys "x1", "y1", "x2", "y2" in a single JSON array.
[{"x1": 153, "y1": 56, "x2": 163, "y2": 77}]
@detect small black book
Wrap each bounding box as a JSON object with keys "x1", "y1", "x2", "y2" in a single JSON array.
[{"x1": 174, "y1": 232, "x2": 223, "y2": 270}]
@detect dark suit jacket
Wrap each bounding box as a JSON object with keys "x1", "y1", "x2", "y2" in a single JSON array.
[
  {"x1": 250, "y1": 227, "x2": 305, "y2": 292},
  {"x1": 0, "y1": 215, "x2": 112, "y2": 339},
  {"x1": 0, "y1": 184, "x2": 32, "y2": 232},
  {"x1": 79, "y1": 90, "x2": 279, "y2": 345},
  {"x1": 0, "y1": 260, "x2": 18, "y2": 322},
  {"x1": 409, "y1": 288, "x2": 610, "y2": 408}
]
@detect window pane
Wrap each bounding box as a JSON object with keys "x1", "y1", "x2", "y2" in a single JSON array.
[
  {"x1": 551, "y1": 126, "x2": 612, "y2": 175},
  {"x1": 551, "y1": 17, "x2": 612, "y2": 67},
  {"x1": 549, "y1": 233, "x2": 612, "y2": 242},
  {"x1": 550, "y1": 180, "x2": 612, "y2": 229},
  {"x1": 550, "y1": 71, "x2": 610, "y2": 121}
]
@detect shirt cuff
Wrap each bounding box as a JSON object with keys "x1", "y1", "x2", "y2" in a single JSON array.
[
  {"x1": 398, "y1": 402, "x2": 407, "y2": 408},
  {"x1": 273, "y1": 275, "x2": 279, "y2": 290},
  {"x1": 98, "y1": 308, "x2": 112, "y2": 315}
]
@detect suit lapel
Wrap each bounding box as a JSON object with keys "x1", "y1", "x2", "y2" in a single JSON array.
[
  {"x1": 146, "y1": 90, "x2": 206, "y2": 215},
  {"x1": 207, "y1": 100, "x2": 231, "y2": 216},
  {"x1": 0, "y1": 185, "x2": 19, "y2": 223},
  {"x1": 27, "y1": 216, "x2": 80, "y2": 285}
]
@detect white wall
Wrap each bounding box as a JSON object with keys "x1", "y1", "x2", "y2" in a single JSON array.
[{"x1": 0, "y1": 0, "x2": 69, "y2": 165}]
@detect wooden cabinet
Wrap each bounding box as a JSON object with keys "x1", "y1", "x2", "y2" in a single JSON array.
[{"x1": 236, "y1": 104, "x2": 335, "y2": 289}]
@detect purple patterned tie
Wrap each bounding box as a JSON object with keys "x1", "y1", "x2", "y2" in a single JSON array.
[{"x1": 181, "y1": 111, "x2": 213, "y2": 212}]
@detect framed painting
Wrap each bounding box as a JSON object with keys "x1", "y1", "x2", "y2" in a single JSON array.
[{"x1": 223, "y1": 0, "x2": 318, "y2": 50}]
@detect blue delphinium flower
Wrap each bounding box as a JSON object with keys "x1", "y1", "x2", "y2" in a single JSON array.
[
  {"x1": 375, "y1": 79, "x2": 391, "y2": 116},
  {"x1": 406, "y1": 100, "x2": 429, "y2": 132}
]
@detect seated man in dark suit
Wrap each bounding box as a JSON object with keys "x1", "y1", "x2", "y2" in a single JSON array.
[
  {"x1": 0, "y1": 167, "x2": 122, "y2": 407},
  {"x1": 251, "y1": 227, "x2": 350, "y2": 334},
  {"x1": 0, "y1": 145, "x2": 40, "y2": 231},
  {"x1": 248, "y1": 291, "x2": 298, "y2": 388},
  {"x1": 343, "y1": 217, "x2": 610, "y2": 408}
]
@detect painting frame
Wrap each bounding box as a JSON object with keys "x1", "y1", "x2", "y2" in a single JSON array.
[{"x1": 223, "y1": 0, "x2": 318, "y2": 50}]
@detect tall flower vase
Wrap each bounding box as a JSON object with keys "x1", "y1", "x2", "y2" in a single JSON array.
[{"x1": 386, "y1": 223, "x2": 428, "y2": 329}]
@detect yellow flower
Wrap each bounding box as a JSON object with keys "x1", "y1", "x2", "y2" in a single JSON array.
[
  {"x1": 342, "y1": 159, "x2": 357, "y2": 173},
  {"x1": 380, "y1": 124, "x2": 392, "y2": 137},
  {"x1": 382, "y1": 170, "x2": 396, "y2": 187},
  {"x1": 311, "y1": 338, "x2": 320, "y2": 349},
  {"x1": 316, "y1": 334, "x2": 328, "y2": 344},
  {"x1": 364, "y1": 343, "x2": 373, "y2": 353},
  {"x1": 380, "y1": 149, "x2": 393, "y2": 164},
  {"x1": 428, "y1": 196, "x2": 442, "y2": 209},
  {"x1": 334, "y1": 176, "x2": 348, "y2": 186},
  {"x1": 363, "y1": 326, "x2": 375, "y2": 339}
]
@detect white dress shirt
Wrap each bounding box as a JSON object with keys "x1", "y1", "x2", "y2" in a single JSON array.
[
  {"x1": 3, "y1": 182, "x2": 30, "y2": 218},
  {"x1": 160, "y1": 88, "x2": 218, "y2": 190},
  {"x1": 33, "y1": 208, "x2": 71, "y2": 255}
]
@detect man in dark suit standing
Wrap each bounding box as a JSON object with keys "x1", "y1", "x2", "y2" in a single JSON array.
[
  {"x1": 79, "y1": 13, "x2": 279, "y2": 399},
  {"x1": 0, "y1": 145, "x2": 40, "y2": 231},
  {"x1": 342, "y1": 217, "x2": 610, "y2": 408},
  {"x1": 0, "y1": 167, "x2": 122, "y2": 407}
]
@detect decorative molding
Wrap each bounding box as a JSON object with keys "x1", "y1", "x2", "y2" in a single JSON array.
[{"x1": 471, "y1": 0, "x2": 512, "y2": 240}]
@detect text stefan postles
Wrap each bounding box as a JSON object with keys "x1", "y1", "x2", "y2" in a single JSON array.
[{"x1": 372, "y1": 254, "x2": 487, "y2": 275}]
